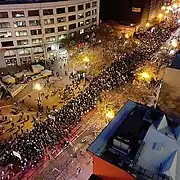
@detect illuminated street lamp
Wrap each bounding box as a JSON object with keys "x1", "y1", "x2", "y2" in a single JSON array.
[
  {"x1": 105, "y1": 110, "x2": 115, "y2": 119},
  {"x1": 146, "y1": 22, "x2": 150, "y2": 28},
  {"x1": 141, "y1": 72, "x2": 150, "y2": 80},
  {"x1": 34, "y1": 83, "x2": 43, "y2": 113},
  {"x1": 83, "y1": 56, "x2": 89, "y2": 62},
  {"x1": 157, "y1": 13, "x2": 163, "y2": 20},
  {"x1": 125, "y1": 34, "x2": 129, "y2": 39}
]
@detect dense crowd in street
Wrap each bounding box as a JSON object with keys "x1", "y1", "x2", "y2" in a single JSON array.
[{"x1": 0, "y1": 11, "x2": 179, "y2": 179}]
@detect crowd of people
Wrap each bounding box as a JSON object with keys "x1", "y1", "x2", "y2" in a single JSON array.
[{"x1": 0, "y1": 11, "x2": 179, "y2": 179}]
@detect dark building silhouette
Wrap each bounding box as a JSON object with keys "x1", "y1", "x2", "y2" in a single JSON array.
[{"x1": 100, "y1": 0, "x2": 165, "y2": 25}]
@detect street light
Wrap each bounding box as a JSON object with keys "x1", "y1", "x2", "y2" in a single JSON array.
[
  {"x1": 105, "y1": 110, "x2": 115, "y2": 119},
  {"x1": 125, "y1": 34, "x2": 129, "y2": 39},
  {"x1": 141, "y1": 72, "x2": 150, "y2": 80},
  {"x1": 146, "y1": 22, "x2": 150, "y2": 28},
  {"x1": 157, "y1": 13, "x2": 163, "y2": 20},
  {"x1": 83, "y1": 56, "x2": 89, "y2": 62},
  {"x1": 34, "y1": 83, "x2": 43, "y2": 114}
]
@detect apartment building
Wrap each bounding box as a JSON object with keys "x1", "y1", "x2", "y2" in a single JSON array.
[{"x1": 0, "y1": 0, "x2": 100, "y2": 68}]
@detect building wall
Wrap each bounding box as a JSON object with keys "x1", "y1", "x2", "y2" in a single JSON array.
[
  {"x1": 92, "y1": 155, "x2": 134, "y2": 180},
  {"x1": 0, "y1": 0, "x2": 100, "y2": 68}
]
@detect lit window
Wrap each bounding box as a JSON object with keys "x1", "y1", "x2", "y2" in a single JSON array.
[
  {"x1": 32, "y1": 38, "x2": 42, "y2": 44},
  {"x1": 15, "y1": 30, "x2": 28, "y2": 37},
  {"x1": 20, "y1": 57, "x2": 31, "y2": 64},
  {"x1": 80, "y1": 29, "x2": 84, "y2": 34},
  {"x1": 4, "y1": 50, "x2": 16, "y2": 57},
  {"x1": 12, "y1": 11, "x2": 25, "y2": 18},
  {"x1": 58, "y1": 34, "x2": 66, "y2": 40},
  {"x1": 5, "y1": 58, "x2": 17, "y2": 66},
  {"x1": 14, "y1": 21, "x2": 26, "y2": 27},
  {"x1": 0, "y1": 32, "x2": 12, "y2": 38},
  {"x1": 17, "y1": 39, "x2": 28, "y2": 45},
  {"x1": 57, "y1": 17, "x2": 66, "y2": 23},
  {"x1": 78, "y1": 21, "x2": 84, "y2": 27},
  {"x1": 46, "y1": 36, "x2": 56, "y2": 42},
  {"x1": 31, "y1": 29, "x2": 42, "y2": 35},
  {"x1": 19, "y1": 49, "x2": 30, "y2": 56},
  {"x1": 29, "y1": 20, "x2": 41, "y2": 26},
  {"x1": 92, "y1": 9, "x2": 97, "y2": 15},
  {"x1": 77, "y1": 13, "x2": 84, "y2": 19},
  {"x1": 86, "y1": 11, "x2": 91, "y2": 17},
  {"x1": 44, "y1": 18, "x2": 54, "y2": 25},
  {"x1": 85, "y1": 19, "x2": 91, "y2": 24},
  {"x1": 92, "y1": 17, "x2": 97, "y2": 22},
  {"x1": 58, "y1": 26, "x2": 67, "y2": 32}
]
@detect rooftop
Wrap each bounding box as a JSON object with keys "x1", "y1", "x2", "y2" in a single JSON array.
[{"x1": 88, "y1": 101, "x2": 180, "y2": 180}]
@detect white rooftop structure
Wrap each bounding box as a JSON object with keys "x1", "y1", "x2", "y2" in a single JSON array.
[{"x1": 137, "y1": 114, "x2": 180, "y2": 180}]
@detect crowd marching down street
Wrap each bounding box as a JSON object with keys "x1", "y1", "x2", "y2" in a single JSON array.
[{"x1": 0, "y1": 10, "x2": 179, "y2": 180}]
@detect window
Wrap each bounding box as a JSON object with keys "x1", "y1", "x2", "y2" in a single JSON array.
[
  {"x1": 12, "y1": 11, "x2": 25, "y2": 18},
  {"x1": 1, "y1": 41, "x2": 14, "y2": 47},
  {"x1": 0, "y1": 12, "x2": 8, "y2": 18},
  {"x1": 19, "y1": 49, "x2": 30, "y2": 56},
  {"x1": 20, "y1": 57, "x2": 31, "y2": 64},
  {"x1": 92, "y1": 1, "x2": 97, "y2": 7},
  {"x1": 46, "y1": 36, "x2": 56, "y2": 42},
  {"x1": 68, "y1": 6, "x2": 75, "y2": 12},
  {"x1": 69, "y1": 23, "x2": 76, "y2": 30},
  {"x1": 17, "y1": 39, "x2": 28, "y2": 45},
  {"x1": 4, "y1": 50, "x2": 16, "y2": 57},
  {"x1": 0, "y1": 22, "x2": 10, "y2": 28},
  {"x1": 78, "y1": 21, "x2": 84, "y2": 27},
  {"x1": 58, "y1": 25, "x2": 67, "y2": 32},
  {"x1": 0, "y1": 32, "x2": 12, "y2": 38},
  {"x1": 31, "y1": 29, "x2": 42, "y2": 35},
  {"x1": 85, "y1": 19, "x2": 91, "y2": 24},
  {"x1": 57, "y1": 17, "x2": 66, "y2": 23},
  {"x1": 78, "y1": 4, "x2": 84, "y2": 11},
  {"x1": 77, "y1": 13, "x2": 84, "y2": 19},
  {"x1": 92, "y1": 17, "x2": 97, "y2": 22},
  {"x1": 29, "y1": 20, "x2": 41, "y2": 26},
  {"x1": 5, "y1": 58, "x2": 17, "y2": 66},
  {"x1": 68, "y1": 15, "x2": 76, "y2": 21},
  {"x1": 43, "y1": 9, "x2": 53, "y2": 15},
  {"x1": 28, "y1": 10, "x2": 39, "y2": 16},
  {"x1": 86, "y1": 3, "x2": 91, "y2": 9},
  {"x1": 14, "y1": 21, "x2": 26, "y2": 27},
  {"x1": 56, "y1": 8, "x2": 65, "y2": 14},
  {"x1": 86, "y1": 11, "x2": 91, "y2": 17},
  {"x1": 80, "y1": 29, "x2": 84, "y2": 34},
  {"x1": 58, "y1": 34, "x2": 66, "y2": 40},
  {"x1": 32, "y1": 38, "x2": 42, "y2": 44},
  {"x1": 33, "y1": 47, "x2": 44, "y2": 54},
  {"x1": 44, "y1": 18, "x2": 54, "y2": 25},
  {"x1": 15, "y1": 30, "x2": 28, "y2": 37},
  {"x1": 45, "y1": 27, "x2": 55, "y2": 34},
  {"x1": 92, "y1": 9, "x2": 97, "y2": 15}
]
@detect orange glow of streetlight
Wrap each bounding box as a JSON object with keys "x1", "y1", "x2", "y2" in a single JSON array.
[
  {"x1": 83, "y1": 56, "x2": 89, "y2": 62},
  {"x1": 106, "y1": 110, "x2": 115, "y2": 119},
  {"x1": 125, "y1": 34, "x2": 129, "y2": 39},
  {"x1": 157, "y1": 13, "x2": 163, "y2": 19},
  {"x1": 146, "y1": 22, "x2": 150, "y2": 28}
]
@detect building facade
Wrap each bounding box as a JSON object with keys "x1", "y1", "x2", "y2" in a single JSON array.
[{"x1": 0, "y1": 0, "x2": 100, "y2": 68}]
